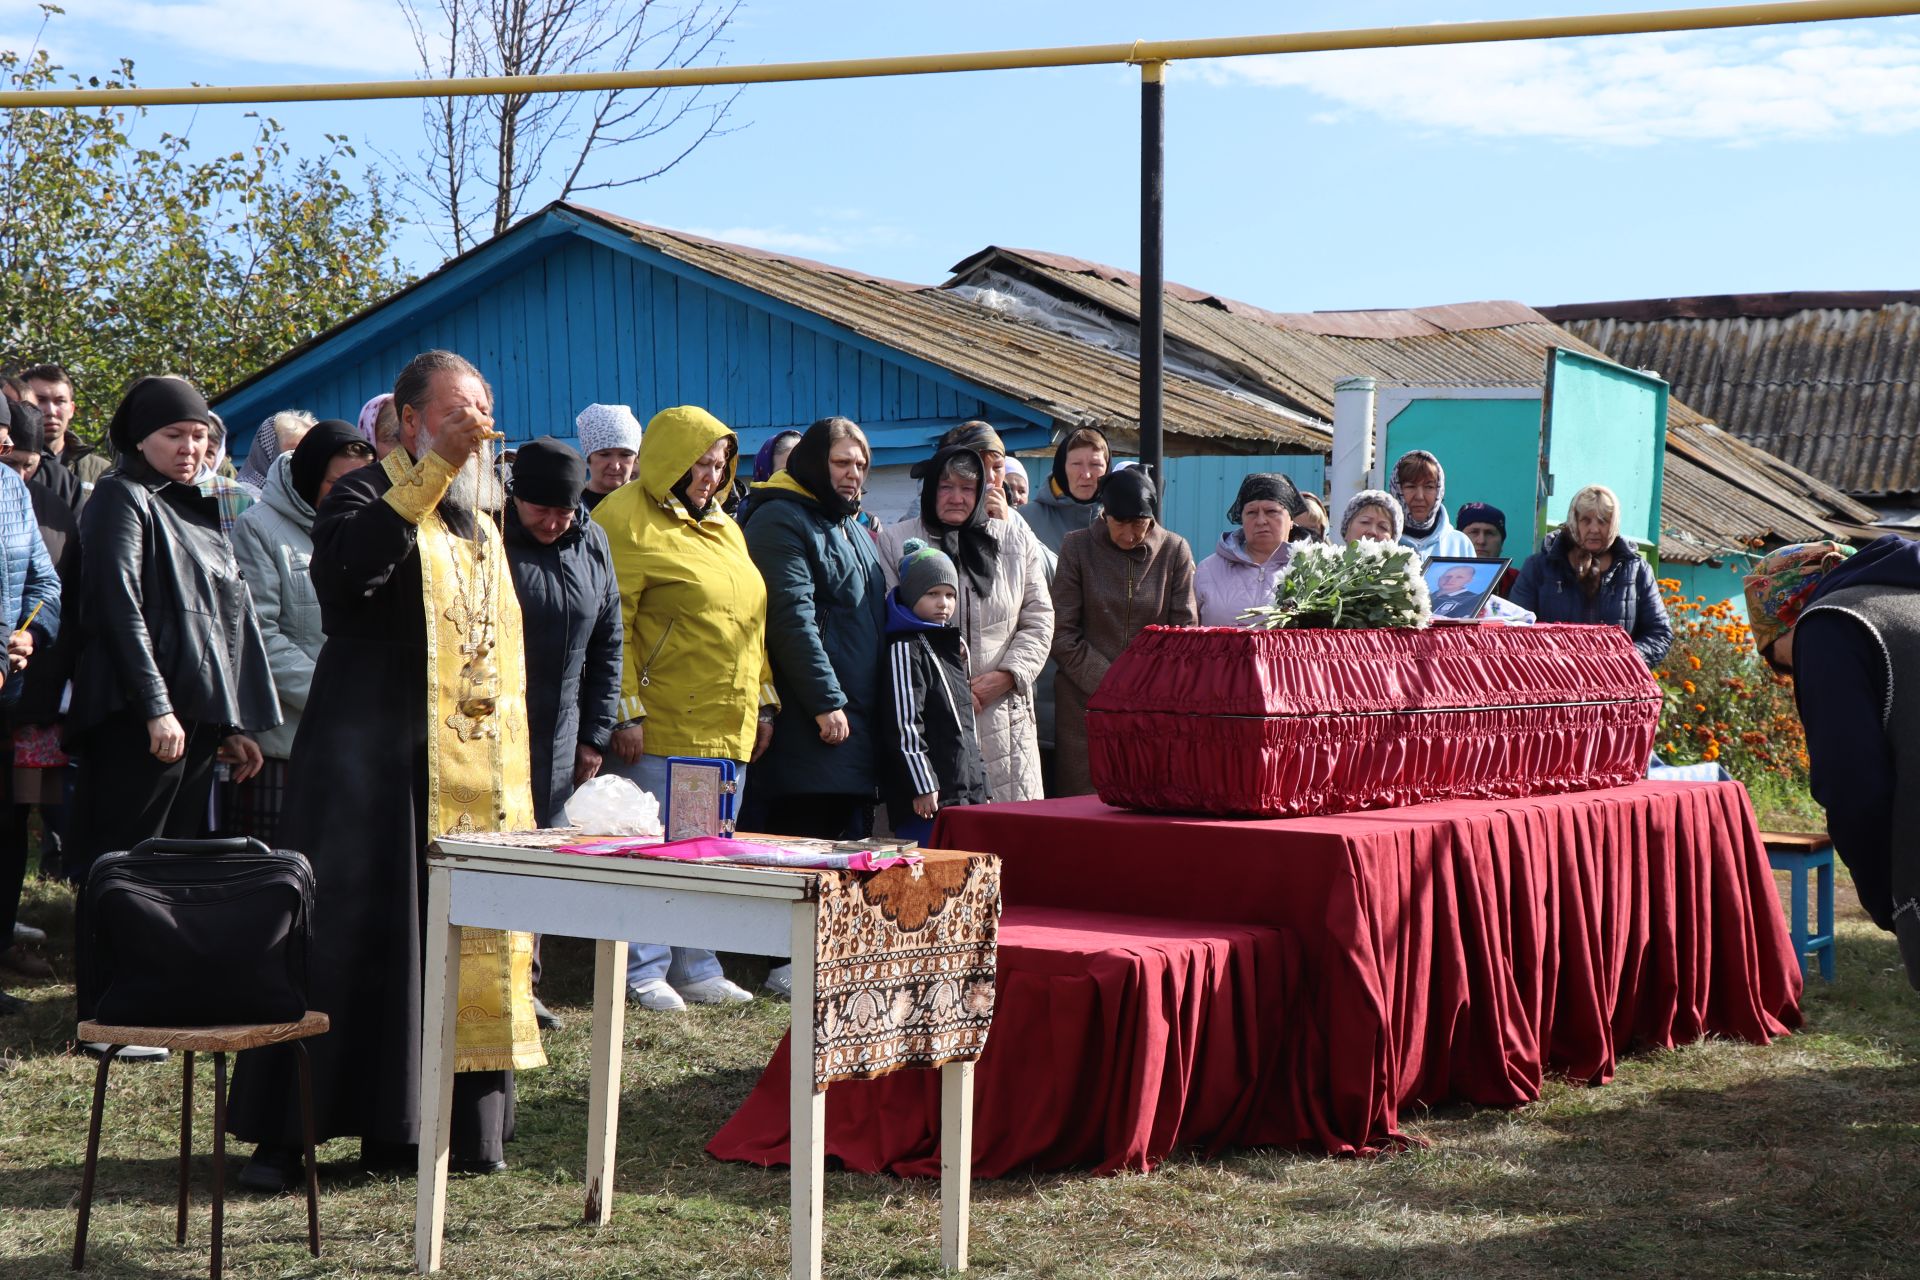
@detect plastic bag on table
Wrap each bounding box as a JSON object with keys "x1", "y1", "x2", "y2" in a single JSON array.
[{"x1": 561, "y1": 774, "x2": 663, "y2": 836}]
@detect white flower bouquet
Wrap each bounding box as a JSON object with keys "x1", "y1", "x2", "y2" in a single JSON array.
[{"x1": 1241, "y1": 540, "x2": 1433, "y2": 630}]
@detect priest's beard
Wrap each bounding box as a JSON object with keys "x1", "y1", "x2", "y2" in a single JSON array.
[{"x1": 414, "y1": 436, "x2": 495, "y2": 516}]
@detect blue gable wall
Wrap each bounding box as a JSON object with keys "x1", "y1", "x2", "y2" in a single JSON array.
[{"x1": 214, "y1": 215, "x2": 1051, "y2": 469}]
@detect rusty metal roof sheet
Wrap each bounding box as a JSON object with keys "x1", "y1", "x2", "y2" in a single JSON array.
[
  {"x1": 572, "y1": 207, "x2": 1327, "y2": 453},
  {"x1": 946, "y1": 248, "x2": 1880, "y2": 563},
  {"x1": 1543, "y1": 294, "x2": 1920, "y2": 500}
]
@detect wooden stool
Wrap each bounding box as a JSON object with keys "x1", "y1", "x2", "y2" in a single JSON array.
[
  {"x1": 1760, "y1": 832, "x2": 1836, "y2": 983},
  {"x1": 72, "y1": 1011, "x2": 330, "y2": 1279}
]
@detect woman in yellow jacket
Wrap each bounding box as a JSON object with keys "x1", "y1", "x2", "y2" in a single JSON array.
[{"x1": 592, "y1": 405, "x2": 778, "y2": 1010}]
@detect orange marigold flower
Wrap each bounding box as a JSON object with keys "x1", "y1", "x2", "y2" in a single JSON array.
[
  {"x1": 1687, "y1": 654, "x2": 1702, "y2": 670},
  {"x1": 1682, "y1": 680, "x2": 1696, "y2": 695}
]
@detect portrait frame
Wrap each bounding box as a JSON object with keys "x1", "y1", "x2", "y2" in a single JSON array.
[{"x1": 1422, "y1": 556, "x2": 1509, "y2": 623}]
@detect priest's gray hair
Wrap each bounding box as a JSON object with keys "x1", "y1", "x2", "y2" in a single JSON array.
[{"x1": 392, "y1": 349, "x2": 491, "y2": 419}]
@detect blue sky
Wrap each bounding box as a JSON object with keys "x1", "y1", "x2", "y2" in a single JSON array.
[{"x1": 8, "y1": 1, "x2": 1920, "y2": 311}]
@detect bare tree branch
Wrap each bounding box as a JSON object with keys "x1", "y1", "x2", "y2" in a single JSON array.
[{"x1": 383, "y1": 0, "x2": 746, "y2": 259}]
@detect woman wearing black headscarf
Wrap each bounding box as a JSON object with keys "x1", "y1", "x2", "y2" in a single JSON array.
[
  {"x1": 68, "y1": 377, "x2": 279, "y2": 914},
  {"x1": 1049, "y1": 468, "x2": 1197, "y2": 796},
  {"x1": 1025, "y1": 425, "x2": 1111, "y2": 555},
  {"x1": 876, "y1": 444, "x2": 1053, "y2": 802},
  {"x1": 227, "y1": 420, "x2": 373, "y2": 841},
  {"x1": 739, "y1": 416, "x2": 886, "y2": 842}
]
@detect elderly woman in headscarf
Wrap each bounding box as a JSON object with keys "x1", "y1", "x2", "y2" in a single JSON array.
[
  {"x1": 1389, "y1": 449, "x2": 1474, "y2": 560},
  {"x1": 235, "y1": 409, "x2": 317, "y2": 497},
  {"x1": 733, "y1": 429, "x2": 802, "y2": 525},
  {"x1": 1508, "y1": 483, "x2": 1670, "y2": 665},
  {"x1": 68, "y1": 377, "x2": 278, "y2": 892},
  {"x1": 876, "y1": 443, "x2": 1054, "y2": 803},
  {"x1": 228, "y1": 420, "x2": 374, "y2": 841},
  {"x1": 1340, "y1": 489, "x2": 1404, "y2": 545},
  {"x1": 357, "y1": 393, "x2": 398, "y2": 459},
  {"x1": 1194, "y1": 472, "x2": 1300, "y2": 627},
  {"x1": 1049, "y1": 468, "x2": 1196, "y2": 797},
  {"x1": 1745, "y1": 535, "x2": 1920, "y2": 988}
]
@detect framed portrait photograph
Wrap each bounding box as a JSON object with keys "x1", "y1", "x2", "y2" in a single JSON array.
[{"x1": 1423, "y1": 556, "x2": 1510, "y2": 622}]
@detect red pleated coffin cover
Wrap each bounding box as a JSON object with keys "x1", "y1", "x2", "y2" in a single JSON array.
[{"x1": 1086, "y1": 623, "x2": 1662, "y2": 818}]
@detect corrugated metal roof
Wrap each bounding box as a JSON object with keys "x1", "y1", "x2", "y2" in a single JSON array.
[
  {"x1": 1543, "y1": 294, "x2": 1920, "y2": 500},
  {"x1": 943, "y1": 248, "x2": 1880, "y2": 563},
  {"x1": 570, "y1": 207, "x2": 1328, "y2": 453}
]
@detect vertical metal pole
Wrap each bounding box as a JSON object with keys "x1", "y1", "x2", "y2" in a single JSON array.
[{"x1": 1139, "y1": 60, "x2": 1166, "y2": 512}]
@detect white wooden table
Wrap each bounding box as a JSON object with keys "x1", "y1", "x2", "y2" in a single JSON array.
[{"x1": 414, "y1": 839, "x2": 977, "y2": 1278}]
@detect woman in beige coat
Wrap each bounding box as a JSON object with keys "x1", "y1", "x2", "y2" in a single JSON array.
[
  {"x1": 877, "y1": 446, "x2": 1053, "y2": 803},
  {"x1": 1051, "y1": 468, "x2": 1198, "y2": 797}
]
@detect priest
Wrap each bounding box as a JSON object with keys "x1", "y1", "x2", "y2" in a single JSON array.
[{"x1": 228, "y1": 350, "x2": 544, "y2": 1191}]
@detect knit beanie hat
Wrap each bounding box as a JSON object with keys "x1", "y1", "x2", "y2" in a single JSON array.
[
  {"x1": 576, "y1": 403, "x2": 642, "y2": 456},
  {"x1": 897, "y1": 537, "x2": 959, "y2": 609},
  {"x1": 1745, "y1": 540, "x2": 1856, "y2": 659},
  {"x1": 1228, "y1": 471, "x2": 1302, "y2": 524},
  {"x1": 1100, "y1": 467, "x2": 1158, "y2": 521},
  {"x1": 1456, "y1": 501, "x2": 1505, "y2": 536},
  {"x1": 1340, "y1": 489, "x2": 1405, "y2": 542},
  {"x1": 512, "y1": 436, "x2": 589, "y2": 508}
]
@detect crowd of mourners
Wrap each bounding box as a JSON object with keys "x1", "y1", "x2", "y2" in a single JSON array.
[{"x1": 0, "y1": 352, "x2": 1676, "y2": 1182}]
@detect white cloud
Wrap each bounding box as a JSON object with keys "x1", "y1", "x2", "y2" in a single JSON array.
[
  {"x1": 685, "y1": 219, "x2": 914, "y2": 258},
  {"x1": 687, "y1": 225, "x2": 851, "y2": 255},
  {"x1": 1211, "y1": 25, "x2": 1920, "y2": 146},
  {"x1": 51, "y1": 1, "x2": 419, "y2": 75}
]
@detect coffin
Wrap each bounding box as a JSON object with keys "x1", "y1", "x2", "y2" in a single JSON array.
[{"x1": 1086, "y1": 623, "x2": 1662, "y2": 818}]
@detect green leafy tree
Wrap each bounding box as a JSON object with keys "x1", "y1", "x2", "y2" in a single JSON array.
[{"x1": 0, "y1": 20, "x2": 410, "y2": 445}]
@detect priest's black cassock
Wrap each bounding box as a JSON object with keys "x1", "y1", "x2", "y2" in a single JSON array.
[{"x1": 227, "y1": 452, "x2": 538, "y2": 1163}]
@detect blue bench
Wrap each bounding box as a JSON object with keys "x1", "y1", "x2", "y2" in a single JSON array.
[{"x1": 1761, "y1": 831, "x2": 1835, "y2": 983}]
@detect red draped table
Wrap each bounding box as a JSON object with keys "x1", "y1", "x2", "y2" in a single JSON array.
[{"x1": 924, "y1": 780, "x2": 1801, "y2": 1157}]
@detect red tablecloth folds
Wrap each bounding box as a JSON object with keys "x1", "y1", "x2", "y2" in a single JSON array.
[
  {"x1": 1087, "y1": 623, "x2": 1662, "y2": 818},
  {"x1": 929, "y1": 782, "x2": 1802, "y2": 1156},
  {"x1": 708, "y1": 907, "x2": 1300, "y2": 1176}
]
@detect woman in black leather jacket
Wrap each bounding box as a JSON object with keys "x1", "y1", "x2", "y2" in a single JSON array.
[{"x1": 66, "y1": 377, "x2": 279, "y2": 883}]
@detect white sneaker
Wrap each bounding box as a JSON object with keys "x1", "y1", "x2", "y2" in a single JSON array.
[
  {"x1": 82, "y1": 1042, "x2": 170, "y2": 1062},
  {"x1": 13, "y1": 922, "x2": 46, "y2": 945},
  {"x1": 677, "y1": 975, "x2": 752, "y2": 1005},
  {"x1": 762, "y1": 964, "x2": 793, "y2": 1000},
  {"x1": 626, "y1": 981, "x2": 686, "y2": 1013}
]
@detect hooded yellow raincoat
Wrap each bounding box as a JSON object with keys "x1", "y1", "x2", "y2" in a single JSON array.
[{"x1": 591, "y1": 406, "x2": 775, "y2": 760}]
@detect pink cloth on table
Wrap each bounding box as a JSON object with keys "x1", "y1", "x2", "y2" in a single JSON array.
[{"x1": 557, "y1": 834, "x2": 919, "y2": 872}]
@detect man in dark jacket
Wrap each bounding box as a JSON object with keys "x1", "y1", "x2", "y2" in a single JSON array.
[
  {"x1": 503, "y1": 438, "x2": 621, "y2": 823},
  {"x1": 1747, "y1": 536, "x2": 1920, "y2": 990}
]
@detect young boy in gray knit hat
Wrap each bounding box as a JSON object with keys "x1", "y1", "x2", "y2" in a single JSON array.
[{"x1": 880, "y1": 540, "x2": 990, "y2": 844}]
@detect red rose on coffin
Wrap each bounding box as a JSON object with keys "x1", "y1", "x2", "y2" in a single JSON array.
[{"x1": 1085, "y1": 623, "x2": 1661, "y2": 818}]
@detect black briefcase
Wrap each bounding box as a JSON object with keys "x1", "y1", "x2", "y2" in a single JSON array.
[{"x1": 80, "y1": 836, "x2": 315, "y2": 1027}]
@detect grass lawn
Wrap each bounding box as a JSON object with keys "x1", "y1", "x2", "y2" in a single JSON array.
[{"x1": 4, "y1": 861, "x2": 1916, "y2": 1280}]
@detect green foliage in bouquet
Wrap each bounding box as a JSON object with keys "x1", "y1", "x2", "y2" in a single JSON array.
[{"x1": 1242, "y1": 540, "x2": 1433, "y2": 630}]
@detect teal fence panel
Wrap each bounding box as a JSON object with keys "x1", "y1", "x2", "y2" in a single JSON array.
[
  {"x1": 1380, "y1": 397, "x2": 1543, "y2": 552},
  {"x1": 1543, "y1": 350, "x2": 1667, "y2": 548},
  {"x1": 1160, "y1": 454, "x2": 1327, "y2": 561}
]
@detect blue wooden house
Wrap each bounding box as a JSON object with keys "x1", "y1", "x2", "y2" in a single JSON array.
[{"x1": 215, "y1": 202, "x2": 1325, "y2": 520}]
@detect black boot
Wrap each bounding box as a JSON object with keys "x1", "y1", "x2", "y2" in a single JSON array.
[{"x1": 237, "y1": 1144, "x2": 303, "y2": 1194}]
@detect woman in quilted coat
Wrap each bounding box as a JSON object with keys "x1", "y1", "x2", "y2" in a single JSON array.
[{"x1": 876, "y1": 445, "x2": 1053, "y2": 803}]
